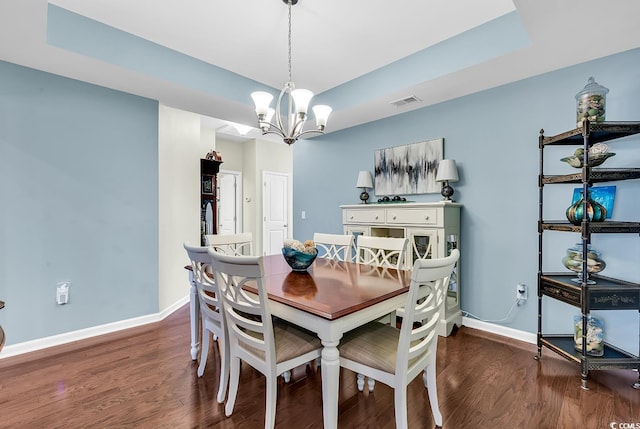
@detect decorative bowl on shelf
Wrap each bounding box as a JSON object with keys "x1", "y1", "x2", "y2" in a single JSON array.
[
  {"x1": 560, "y1": 152, "x2": 615, "y2": 168},
  {"x1": 560, "y1": 144, "x2": 615, "y2": 168},
  {"x1": 282, "y1": 239, "x2": 318, "y2": 271}
]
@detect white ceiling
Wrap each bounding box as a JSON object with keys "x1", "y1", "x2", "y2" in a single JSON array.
[{"x1": 1, "y1": 0, "x2": 639, "y2": 141}]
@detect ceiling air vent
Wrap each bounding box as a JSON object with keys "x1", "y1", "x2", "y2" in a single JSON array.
[{"x1": 389, "y1": 95, "x2": 422, "y2": 107}]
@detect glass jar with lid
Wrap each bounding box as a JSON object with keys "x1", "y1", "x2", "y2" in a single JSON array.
[
  {"x1": 576, "y1": 76, "x2": 608, "y2": 128},
  {"x1": 562, "y1": 242, "x2": 606, "y2": 284}
]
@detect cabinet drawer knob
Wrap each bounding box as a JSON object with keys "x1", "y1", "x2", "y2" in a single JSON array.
[
  {"x1": 350, "y1": 215, "x2": 354, "y2": 219},
  {"x1": 392, "y1": 216, "x2": 397, "y2": 220},
  {"x1": 375, "y1": 216, "x2": 379, "y2": 220},
  {"x1": 425, "y1": 216, "x2": 429, "y2": 220}
]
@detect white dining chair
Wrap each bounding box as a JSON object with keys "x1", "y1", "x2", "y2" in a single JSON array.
[
  {"x1": 205, "y1": 232, "x2": 253, "y2": 256},
  {"x1": 339, "y1": 249, "x2": 459, "y2": 429},
  {"x1": 209, "y1": 250, "x2": 322, "y2": 429},
  {"x1": 354, "y1": 235, "x2": 410, "y2": 390},
  {"x1": 313, "y1": 232, "x2": 354, "y2": 262},
  {"x1": 356, "y1": 235, "x2": 408, "y2": 269},
  {"x1": 183, "y1": 242, "x2": 229, "y2": 404}
]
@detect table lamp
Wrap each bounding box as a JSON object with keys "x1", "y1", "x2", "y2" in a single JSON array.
[
  {"x1": 435, "y1": 159, "x2": 459, "y2": 201},
  {"x1": 356, "y1": 171, "x2": 374, "y2": 204}
]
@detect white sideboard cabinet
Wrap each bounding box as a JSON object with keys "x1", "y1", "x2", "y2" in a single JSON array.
[{"x1": 341, "y1": 202, "x2": 462, "y2": 336}]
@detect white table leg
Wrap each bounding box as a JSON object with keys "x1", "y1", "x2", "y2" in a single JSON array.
[
  {"x1": 188, "y1": 271, "x2": 200, "y2": 361},
  {"x1": 320, "y1": 338, "x2": 340, "y2": 429}
]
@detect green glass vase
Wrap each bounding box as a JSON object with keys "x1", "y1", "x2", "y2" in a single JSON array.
[{"x1": 566, "y1": 190, "x2": 607, "y2": 225}]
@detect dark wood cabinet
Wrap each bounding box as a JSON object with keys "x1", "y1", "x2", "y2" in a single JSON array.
[
  {"x1": 536, "y1": 121, "x2": 640, "y2": 389},
  {"x1": 200, "y1": 159, "x2": 222, "y2": 245}
]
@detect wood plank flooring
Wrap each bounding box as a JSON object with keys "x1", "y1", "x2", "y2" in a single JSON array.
[{"x1": 0, "y1": 305, "x2": 638, "y2": 428}]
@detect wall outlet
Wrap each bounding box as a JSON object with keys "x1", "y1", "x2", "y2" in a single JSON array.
[
  {"x1": 516, "y1": 283, "x2": 527, "y2": 304},
  {"x1": 56, "y1": 282, "x2": 70, "y2": 305}
]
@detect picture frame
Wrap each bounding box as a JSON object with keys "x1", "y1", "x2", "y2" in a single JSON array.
[
  {"x1": 201, "y1": 175, "x2": 214, "y2": 195},
  {"x1": 572, "y1": 185, "x2": 616, "y2": 218},
  {"x1": 374, "y1": 138, "x2": 444, "y2": 195}
]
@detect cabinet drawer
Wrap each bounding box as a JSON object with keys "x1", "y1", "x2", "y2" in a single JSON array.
[
  {"x1": 345, "y1": 209, "x2": 384, "y2": 224},
  {"x1": 386, "y1": 208, "x2": 437, "y2": 225}
]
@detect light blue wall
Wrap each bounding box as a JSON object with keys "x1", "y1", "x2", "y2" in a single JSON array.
[
  {"x1": 293, "y1": 48, "x2": 640, "y2": 352},
  {"x1": 0, "y1": 61, "x2": 159, "y2": 345}
]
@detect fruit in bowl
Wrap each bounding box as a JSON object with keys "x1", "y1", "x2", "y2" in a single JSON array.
[{"x1": 282, "y1": 239, "x2": 318, "y2": 271}]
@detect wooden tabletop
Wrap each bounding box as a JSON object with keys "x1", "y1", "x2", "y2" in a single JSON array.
[{"x1": 259, "y1": 255, "x2": 412, "y2": 320}]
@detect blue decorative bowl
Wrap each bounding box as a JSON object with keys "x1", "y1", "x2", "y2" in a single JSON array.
[{"x1": 282, "y1": 247, "x2": 318, "y2": 271}]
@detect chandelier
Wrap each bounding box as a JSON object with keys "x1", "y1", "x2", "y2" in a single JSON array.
[{"x1": 250, "y1": 0, "x2": 332, "y2": 145}]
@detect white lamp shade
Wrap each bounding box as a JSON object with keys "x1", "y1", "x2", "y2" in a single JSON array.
[
  {"x1": 312, "y1": 105, "x2": 332, "y2": 127},
  {"x1": 251, "y1": 91, "x2": 274, "y2": 116},
  {"x1": 265, "y1": 108, "x2": 275, "y2": 123},
  {"x1": 291, "y1": 88, "x2": 314, "y2": 115},
  {"x1": 436, "y1": 159, "x2": 459, "y2": 182},
  {"x1": 356, "y1": 170, "x2": 374, "y2": 188}
]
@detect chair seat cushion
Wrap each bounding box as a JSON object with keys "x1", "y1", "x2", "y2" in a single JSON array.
[
  {"x1": 273, "y1": 321, "x2": 321, "y2": 363},
  {"x1": 241, "y1": 320, "x2": 321, "y2": 363},
  {"x1": 339, "y1": 322, "x2": 400, "y2": 373}
]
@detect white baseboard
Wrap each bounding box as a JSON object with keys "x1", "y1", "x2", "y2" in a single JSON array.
[
  {"x1": 2, "y1": 297, "x2": 535, "y2": 361},
  {"x1": 462, "y1": 316, "x2": 537, "y2": 345},
  {"x1": 0, "y1": 295, "x2": 190, "y2": 360}
]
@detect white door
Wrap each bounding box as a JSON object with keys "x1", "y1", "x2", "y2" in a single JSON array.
[
  {"x1": 218, "y1": 171, "x2": 242, "y2": 235},
  {"x1": 263, "y1": 171, "x2": 289, "y2": 255}
]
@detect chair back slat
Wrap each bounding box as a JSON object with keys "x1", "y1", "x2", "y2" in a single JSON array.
[
  {"x1": 313, "y1": 232, "x2": 354, "y2": 262},
  {"x1": 205, "y1": 233, "x2": 253, "y2": 256},
  {"x1": 356, "y1": 236, "x2": 408, "y2": 269}
]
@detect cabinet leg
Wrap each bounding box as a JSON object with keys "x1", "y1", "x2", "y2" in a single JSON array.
[{"x1": 581, "y1": 373, "x2": 590, "y2": 391}]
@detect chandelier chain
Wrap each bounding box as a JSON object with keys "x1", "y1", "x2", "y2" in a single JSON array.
[{"x1": 287, "y1": 0, "x2": 292, "y2": 83}]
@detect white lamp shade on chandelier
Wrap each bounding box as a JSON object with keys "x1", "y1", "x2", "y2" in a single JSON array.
[{"x1": 250, "y1": 0, "x2": 332, "y2": 145}]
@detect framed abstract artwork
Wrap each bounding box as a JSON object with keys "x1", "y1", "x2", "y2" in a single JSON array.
[{"x1": 374, "y1": 138, "x2": 444, "y2": 196}]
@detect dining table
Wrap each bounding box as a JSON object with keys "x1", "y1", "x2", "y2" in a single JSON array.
[{"x1": 186, "y1": 255, "x2": 413, "y2": 429}]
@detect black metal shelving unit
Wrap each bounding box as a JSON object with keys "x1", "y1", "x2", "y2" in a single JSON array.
[{"x1": 536, "y1": 120, "x2": 640, "y2": 390}]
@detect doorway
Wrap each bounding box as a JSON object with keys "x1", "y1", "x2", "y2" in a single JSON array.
[
  {"x1": 218, "y1": 170, "x2": 242, "y2": 235},
  {"x1": 262, "y1": 171, "x2": 290, "y2": 255}
]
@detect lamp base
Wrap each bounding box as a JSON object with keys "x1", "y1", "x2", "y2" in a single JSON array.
[
  {"x1": 441, "y1": 183, "x2": 455, "y2": 202},
  {"x1": 359, "y1": 190, "x2": 370, "y2": 204}
]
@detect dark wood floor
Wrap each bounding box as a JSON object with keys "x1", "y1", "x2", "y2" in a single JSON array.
[{"x1": 1, "y1": 305, "x2": 638, "y2": 428}]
